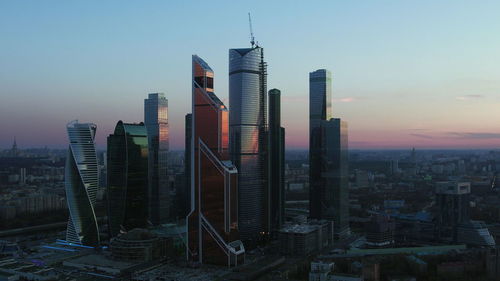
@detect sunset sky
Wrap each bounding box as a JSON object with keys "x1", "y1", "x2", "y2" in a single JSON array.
[{"x1": 1, "y1": 0, "x2": 500, "y2": 150}]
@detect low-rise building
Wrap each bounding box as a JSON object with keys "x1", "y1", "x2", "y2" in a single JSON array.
[{"x1": 279, "y1": 219, "x2": 333, "y2": 256}]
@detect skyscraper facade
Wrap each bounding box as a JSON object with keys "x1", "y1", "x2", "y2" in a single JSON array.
[
  {"x1": 182, "y1": 113, "x2": 192, "y2": 219},
  {"x1": 309, "y1": 70, "x2": 332, "y2": 221},
  {"x1": 321, "y1": 118, "x2": 350, "y2": 237},
  {"x1": 144, "y1": 93, "x2": 170, "y2": 225},
  {"x1": 229, "y1": 47, "x2": 269, "y2": 243},
  {"x1": 107, "y1": 121, "x2": 149, "y2": 237},
  {"x1": 268, "y1": 88, "x2": 285, "y2": 233},
  {"x1": 65, "y1": 121, "x2": 100, "y2": 247},
  {"x1": 309, "y1": 69, "x2": 350, "y2": 238},
  {"x1": 187, "y1": 55, "x2": 244, "y2": 267}
]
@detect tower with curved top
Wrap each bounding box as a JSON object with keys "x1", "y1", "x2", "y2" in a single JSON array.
[
  {"x1": 107, "y1": 121, "x2": 149, "y2": 238},
  {"x1": 187, "y1": 55, "x2": 244, "y2": 267},
  {"x1": 65, "y1": 121, "x2": 100, "y2": 247},
  {"x1": 229, "y1": 46, "x2": 268, "y2": 244}
]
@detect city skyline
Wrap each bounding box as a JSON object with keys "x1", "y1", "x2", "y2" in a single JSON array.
[{"x1": 2, "y1": 1, "x2": 500, "y2": 150}]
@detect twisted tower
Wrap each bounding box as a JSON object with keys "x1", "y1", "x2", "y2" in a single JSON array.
[{"x1": 65, "y1": 121, "x2": 100, "y2": 247}]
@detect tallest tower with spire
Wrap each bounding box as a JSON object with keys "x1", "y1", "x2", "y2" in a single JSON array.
[{"x1": 229, "y1": 44, "x2": 269, "y2": 245}]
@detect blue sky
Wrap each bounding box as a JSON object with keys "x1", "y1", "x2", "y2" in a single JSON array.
[{"x1": 1, "y1": 0, "x2": 500, "y2": 149}]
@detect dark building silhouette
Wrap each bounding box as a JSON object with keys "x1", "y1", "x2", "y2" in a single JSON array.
[
  {"x1": 144, "y1": 93, "x2": 170, "y2": 225},
  {"x1": 309, "y1": 69, "x2": 350, "y2": 239},
  {"x1": 229, "y1": 46, "x2": 269, "y2": 243},
  {"x1": 65, "y1": 121, "x2": 100, "y2": 247},
  {"x1": 365, "y1": 214, "x2": 395, "y2": 248},
  {"x1": 182, "y1": 113, "x2": 192, "y2": 219},
  {"x1": 187, "y1": 55, "x2": 244, "y2": 267},
  {"x1": 268, "y1": 88, "x2": 285, "y2": 233},
  {"x1": 107, "y1": 121, "x2": 149, "y2": 237},
  {"x1": 435, "y1": 181, "x2": 470, "y2": 242}
]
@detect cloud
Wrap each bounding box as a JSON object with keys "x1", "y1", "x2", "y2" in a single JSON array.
[
  {"x1": 410, "y1": 133, "x2": 434, "y2": 139},
  {"x1": 333, "y1": 97, "x2": 365, "y2": 103},
  {"x1": 456, "y1": 94, "x2": 484, "y2": 101},
  {"x1": 447, "y1": 132, "x2": 500, "y2": 139}
]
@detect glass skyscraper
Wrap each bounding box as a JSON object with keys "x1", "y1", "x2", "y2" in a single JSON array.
[
  {"x1": 144, "y1": 93, "x2": 170, "y2": 224},
  {"x1": 65, "y1": 121, "x2": 100, "y2": 247},
  {"x1": 187, "y1": 55, "x2": 244, "y2": 267},
  {"x1": 322, "y1": 118, "x2": 350, "y2": 238},
  {"x1": 229, "y1": 47, "x2": 269, "y2": 243},
  {"x1": 268, "y1": 88, "x2": 285, "y2": 233},
  {"x1": 182, "y1": 113, "x2": 192, "y2": 219},
  {"x1": 309, "y1": 69, "x2": 350, "y2": 238},
  {"x1": 107, "y1": 121, "x2": 149, "y2": 237}
]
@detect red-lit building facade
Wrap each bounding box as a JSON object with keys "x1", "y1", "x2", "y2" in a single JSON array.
[{"x1": 187, "y1": 55, "x2": 245, "y2": 267}]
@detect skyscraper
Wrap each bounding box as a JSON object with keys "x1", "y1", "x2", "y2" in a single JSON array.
[
  {"x1": 309, "y1": 69, "x2": 350, "y2": 239},
  {"x1": 65, "y1": 121, "x2": 100, "y2": 247},
  {"x1": 107, "y1": 121, "x2": 149, "y2": 237},
  {"x1": 268, "y1": 88, "x2": 285, "y2": 233},
  {"x1": 229, "y1": 46, "x2": 269, "y2": 243},
  {"x1": 144, "y1": 93, "x2": 170, "y2": 225},
  {"x1": 187, "y1": 55, "x2": 244, "y2": 267},
  {"x1": 321, "y1": 118, "x2": 350, "y2": 237},
  {"x1": 309, "y1": 70, "x2": 332, "y2": 222},
  {"x1": 435, "y1": 181, "x2": 470, "y2": 241},
  {"x1": 183, "y1": 113, "x2": 192, "y2": 219}
]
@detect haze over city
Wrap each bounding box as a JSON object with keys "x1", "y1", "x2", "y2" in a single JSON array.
[{"x1": 1, "y1": 0, "x2": 500, "y2": 149}]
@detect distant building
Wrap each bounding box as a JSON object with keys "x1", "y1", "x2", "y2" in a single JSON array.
[
  {"x1": 365, "y1": 214, "x2": 395, "y2": 248},
  {"x1": 9, "y1": 138, "x2": 19, "y2": 158},
  {"x1": 269, "y1": 88, "x2": 285, "y2": 234},
  {"x1": 279, "y1": 219, "x2": 333, "y2": 256},
  {"x1": 355, "y1": 170, "x2": 369, "y2": 188},
  {"x1": 110, "y1": 228, "x2": 169, "y2": 262},
  {"x1": 107, "y1": 121, "x2": 149, "y2": 237},
  {"x1": 144, "y1": 93, "x2": 170, "y2": 225},
  {"x1": 457, "y1": 221, "x2": 495, "y2": 247},
  {"x1": 309, "y1": 261, "x2": 334, "y2": 281},
  {"x1": 308, "y1": 261, "x2": 363, "y2": 281},
  {"x1": 435, "y1": 181, "x2": 470, "y2": 241},
  {"x1": 182, "y1": 113, "x2": 192, "y2": 219},
  {"x1": 187, "y1": 55, "x2": 244, "y2": 267},
  {"x1": 64, "y1": 121, "x2": 100, "y2": 247}
]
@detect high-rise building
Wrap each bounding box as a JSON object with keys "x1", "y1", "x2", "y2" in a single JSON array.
[
  {"x1": 187, "y1": 55, "x2": 244, "y2": 267},
  {"x1": 309, "y1": 69, "x2": 350, "y2": 239},
  {"x1": 144, "y1": 93, "x2": 170, "y2": 225},
  {"x1": 10, "y1": 137, "x2": 19, "y2": 158},
  {"x1": 65, "y1": 121, "x2": 100, "y2": 247},
  {"x1": 309, "y1": 69, "x2": 332, "y2": 221},
  {"x1": 323, "y1": 118, "x2": 350, "y2": 237},
  {"x1": 107, "y1": 121, "x2": 149, "y2": 237},
  {"x1": 435, "y1": 181, "x2": 470, "y2": 241},
  {"x1": 183, "y1": 113, "x2": 192, "y2": 219},
  {"x1": 268, "y1": 88, "x2": 285, "y2": 233},
  {"x1": 229, "y1": 46, "x2": 269, "y2": 243}
]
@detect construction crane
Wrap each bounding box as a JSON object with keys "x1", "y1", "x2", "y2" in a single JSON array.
[{"x1": 248, "y1": 12, "x2": 255, "y2": 48}]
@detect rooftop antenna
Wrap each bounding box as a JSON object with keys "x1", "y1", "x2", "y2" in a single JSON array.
[{"x1": 248, "y1": 12, "x2": 255, "y2": 48}]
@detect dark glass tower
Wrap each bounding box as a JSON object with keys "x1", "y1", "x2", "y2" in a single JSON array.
[
  {"x1": 309, "y1": 70, "x2": 332, "y2": 222},
  {"x1": 322, "y1": 118, "x2": 350, "y2": 238},
  {"x1": 309, "y1": 69, "x2": 350, "y2": 239},
  {"x1": 187, "y1": 55, "x2": 244, "y2": 267},
  {"x1": 183, "y1": 113, "x2": 192, "y2": 219},
  {"x1": 65, "y1": 121, "x2": 100, "y2": 247},
  {"x1": 107, "y1": 121, "x2": 149, "y2": 237},
  {"x1": 144, "y1": 93, "x2": 170, "y2": 225},
  {"x1": 268, "y1": 89, "x2": 285, "y2": 233},
  {"x1": 229, "y1": 47, "x2": 269, "y2": 243}
]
